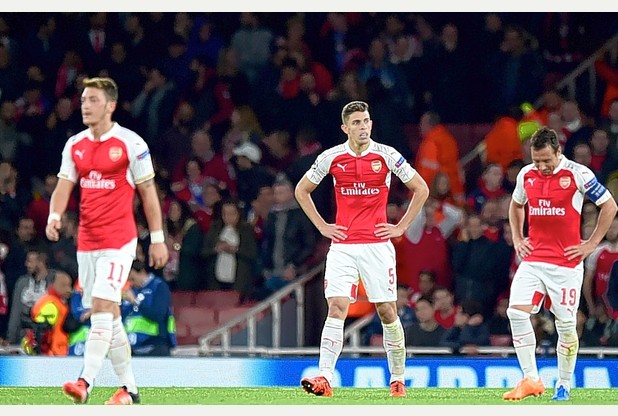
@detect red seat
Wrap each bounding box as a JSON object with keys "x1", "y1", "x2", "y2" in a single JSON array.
[
  {"x1": 217, "y1": 306, "x2": 252, "y2": 325},
  {"x1": 174, "y1": 306, "x2": 218, "y2": 344},
  {"x1": 171, "y1": 291, "x2": 196, "y2": 308},
  {"x1": 194, "y1": 290, "x2": 240, "y2": 308}
]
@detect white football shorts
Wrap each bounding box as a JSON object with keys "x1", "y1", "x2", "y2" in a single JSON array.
[
  {"x1": 323, "y1": 241, "x2": 398, "y2": 303},
  {"x1": 77, "y1": 238, "x2": 137, "y2": 308}
]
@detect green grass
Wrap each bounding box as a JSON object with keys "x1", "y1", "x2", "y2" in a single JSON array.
[{"x1": 0, "y1": 387, "x2": 617, "y2": 405}]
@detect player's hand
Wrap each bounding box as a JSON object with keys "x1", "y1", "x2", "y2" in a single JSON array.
[
  {"x1": 319, "y1": 224, "x2": 348, "y2": 243},
  {"x1": 564, "y1": 240, "x2": 595, "y2": 261},
  {"x1": 514, "y1": 237, "x2": 532, "y2": 259},
  {"x1": 149, "y1": 242, "x2": 169, "y2": 269},
  {"x1": 374, "y1": 223, "x2": 404, "y2": 239},
  {"x1": 45, "y1": 220, "x2": 62, "y2": 242}
]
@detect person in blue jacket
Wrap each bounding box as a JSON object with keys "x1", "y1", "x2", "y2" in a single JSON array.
[
  {"x1": 121, "y1": 260, "x2": 176, "y2": 356},
  {"x1": 65, "y1": 281, "x2": 92, "y2": 356}
]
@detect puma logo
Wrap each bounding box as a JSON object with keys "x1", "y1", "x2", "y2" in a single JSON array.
[
  {"x1": 74, "y1": 149, "x2": 85, "y2": 160},
  {"x1": 336, "y1": 163, "x2": 347, "y2": 172},
  {"x1": 527, "y1": 178, "x2": 536, "y2": 186}
]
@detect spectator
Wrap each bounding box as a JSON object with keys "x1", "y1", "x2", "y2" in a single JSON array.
[
  {"x1": 405, "y1": 296, "x2": 446, "y2": 347},
  {"x1": 6, "y1": 249, "x2": 54, "y2": 344},
  {"x1": 153, "y1": 101, "x2": 197, "y2": 179},
  {"x1": 49, "y1": 210, "x2": 79, "y2": 281},
  {"x1": 220, "y1": 105, "x2": 264, "y2": 163},
  {"x1": 466, "y1": 163, "x2": 506, "y2": 214},
  {"x1": 286, "y1": 125, "x2": 331, "y2": 222},
  {"x1": 560, "y1": 99, "x2": 595, "y2": 160},
  {"x1": 415, "y1": 111, "x2": 465, "y2": 206},
  {"x1": 64, "y1": 281, "x2": 91, "y2": 356},
  {"x1": 588, "y1": 129, "x2": 611, "y2": 178},
  {"x1": 201, "y1": 198, "x2": 258, "y2": 303},
  {"x1": 161, "y1": 199, "x2": 202, "y2": 290},
  {"x1": 128, "y1": 65, "x2": 179, "y2": 142},
  {"x1": 229, "y1": 12, "x2": 274, "y2": 88},
  {"x1": 487, "y1": 295, "x2": 512, "y2": 346},
  {"x1": 480, "y1": 105, "x2": 525, "y2": 172},
  {"x1": 3, "y1": 217, "x2": 49, "y2": 308},
  {"x1": 24, "y1": 271, "x2": 73, "y2": 355},
  {"x1": 439, "y1": 299, "x2": 490, "y2": 354},
  {"x1": 451, "y1": 213, "x2": 504, "y2": 318},
  {"x1": 231, "y1": 141, "x2": 276, "y2": 214},
  {"x1": 0, "y1": 161, "x2": 28, "y2": 235},
  {"x1": 363, "y1": 284, "x2": 416, "y2": 346},
  {"x1": 582, "y1": 216, "x2": 618, "y2": 318},
  {"x1": 0, "y1": 101, "x2": 32, "y2": 174},
  {"x1": 395, "y1": 197, "x2": 462, "y2": 292},
  {"x1": 121, "y1": 260, "x2": 176, "y2": 356},
  {"x1": 260, "y1": 175, "x2": 317, "y2": 296},
  {"x1": 0, "y1": 242, "x2": 9, "y2": 340},
  {"x1": 432, "y1": 286, "x2": 457, "y2": 330},
  {"x1": 26, "y1": 174, "x2": 59, "y2": 239},
  {"x1": 484, "y1": 24, "x2": 545, "y2": 119},
  {"x1": 409, "y1": 269, "x2": 437, "y2": 307},
  {"x1": 170, "y1": 128, "x2": 236, "y2": 196}
]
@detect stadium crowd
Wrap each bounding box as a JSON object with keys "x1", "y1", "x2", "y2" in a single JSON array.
[{"x1": 0, "y1": 12, "x2": 618, "y2": 354}]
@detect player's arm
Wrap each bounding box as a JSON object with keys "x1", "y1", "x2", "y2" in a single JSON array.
[
  {"x1": 378, "y1": 173, "x2": 429, "y2": 239},
  {"x1": 509, "y1": 198, "x2": 532, "y2": 258},
  {"x1": 136, "y1": 178, "x2": 169, "y2": 269},
  {"x1": 295, "y1": 175, "x2": 347, "y2": 242},
  {"x1": 568, "y1": 198, "x2": 618, "y2": 261},
  {"x1": 46, "y1": 178, "x2": 76, "y2": 242}
]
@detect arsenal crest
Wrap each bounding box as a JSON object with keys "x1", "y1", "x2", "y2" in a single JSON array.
[
  {"x1": 559, "y1": 176, "x2": 571, "y2": 189},
  {"x1": 371, "y1": 160, "x2": 382, "y2": 173},
  {"x1": 109, "y1": 146, "x2": 123, "y2": 162}
]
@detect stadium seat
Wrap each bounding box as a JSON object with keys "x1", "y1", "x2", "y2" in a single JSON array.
[
  {"x1": 217, "y1": 306, "x2": 252, "y2": 325},
  {"x1": 171, "y1": 291, "x2": 196, "y2": 308},
  {"x1": 174, "y1": 306, "x2": 218, "y2": 345},
  {"x1": 194, "y1": 290, "x2": 241, "y2": 308}
]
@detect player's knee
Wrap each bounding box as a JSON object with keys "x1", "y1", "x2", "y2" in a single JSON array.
[{"x1": 506, "y1": 307, "x2": 530, "y2": 321}]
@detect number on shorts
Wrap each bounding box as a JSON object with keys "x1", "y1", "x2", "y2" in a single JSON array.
[
  {"x1": 559, "y1": 287, "x2": 577, "y2": 307},
  {"x1": 106, "y1": 262, "x2": 124, "y2": 284}
]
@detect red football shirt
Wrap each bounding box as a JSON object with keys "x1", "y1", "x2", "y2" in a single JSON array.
[
  {"x1": 512, "y1": 156, "x2": 612, "y2": 268},
  {"x1": 58, "y1": 123, "x2": 155, "y2": 251},
  {"x1": 306, "y1": 140, "x2": 417, "y2": 244}
]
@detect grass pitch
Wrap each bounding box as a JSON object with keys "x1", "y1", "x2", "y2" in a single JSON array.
[{"x1": 0, "y1": 387, "x2": 617, "y2": 405}]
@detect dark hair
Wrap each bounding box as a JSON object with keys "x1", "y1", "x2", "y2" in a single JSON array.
[
  {"x1": 530, "y1": 127, "x2": 560, "y2": 153},
  {"x1": 131, "y1": 259, "x2": 146, "y2": 272},
  {"x1": 419, "y1": 269, "x2": 436, "y2": 282},
  {"x1": 415, "y1": 296, "x2": 433, "y2": 306},
  {"x1": 341, "y1": 101, "x2": 369, "y2": 124}
]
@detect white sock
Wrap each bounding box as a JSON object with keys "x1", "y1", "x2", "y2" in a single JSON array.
[
  {"x1": 382, "y1": 317, "x2": 406, "y2": 384},
  {"x1": 555, "y1": 320, "x2": 578, "y2": 391},
  {"x1": 507, "y1": 308, "x2": 539, "y2": 381},
  {"x1": 81, "y1": 312, "x2": 113, "y2": 391},
  {"x1": 318, "y1": 317, "x2": 345, "y2": 382},
  {"x1": 108, "y1": 317, "x2": 138, "y2": 394}
]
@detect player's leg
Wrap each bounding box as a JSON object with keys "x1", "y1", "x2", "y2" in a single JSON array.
[
  {"x1": 301, "y1": 244, "x2": 355, "y2": 397},
  {"x1": 99, "y1": 246, "x2": 140, "y2": 405},
  {"x1": 503, "y1": 262, "x2": 546, "y2": 400},
  {"x1": 546, "y1": 265, "x2": 582, "y2": 401},
  {"x1": 62, "y1": 251, "x2": 100, "y2": 403},
  {"x1": 360, "y1": 242, "x2": 406, "y2": 397}
]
